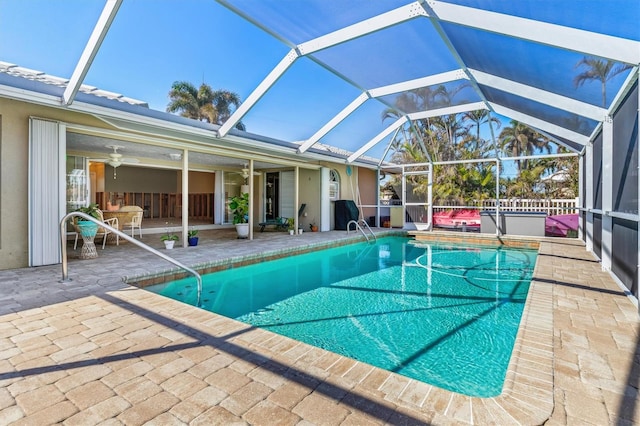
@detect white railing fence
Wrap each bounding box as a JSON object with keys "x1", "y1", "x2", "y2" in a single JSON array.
[{"x1": 433, "y1": 198, "x2": 579, "y2": 215}]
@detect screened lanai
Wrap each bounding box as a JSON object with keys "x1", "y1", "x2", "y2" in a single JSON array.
[{"x1": 0, "y1": 1, "x2": 639, "y2": 287}]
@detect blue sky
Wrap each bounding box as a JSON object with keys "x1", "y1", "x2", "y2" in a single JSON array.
[{"x1": 0, "y1": 0, "x2": 635, "y2": 162}]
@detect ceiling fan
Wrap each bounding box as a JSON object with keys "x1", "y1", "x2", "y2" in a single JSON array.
[
  {"x1": 240, "y1": 163, "x2": 261, "y2": 180},
  {"x1": 91, "y1": 145, "x2": 139, "y2": 179}
]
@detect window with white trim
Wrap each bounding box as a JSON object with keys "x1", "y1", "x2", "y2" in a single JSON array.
[{"x1": 329, "y1": 169, "x2": 340, "y2": 200}]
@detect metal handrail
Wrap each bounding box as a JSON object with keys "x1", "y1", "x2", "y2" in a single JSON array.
[
  {"x1": 358, "y1": 219, "x2": 377, "y2": 241},
  {"x1": 346, "y1": 219, "x2": 376, "y2": 243},
  {"x1": 60, "y1": 212, "x2": 202, "y2": 304}
]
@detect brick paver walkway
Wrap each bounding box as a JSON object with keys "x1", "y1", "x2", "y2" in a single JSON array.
[{"x1": 0, "y1": 229, "x2": 638, "y2": 424}]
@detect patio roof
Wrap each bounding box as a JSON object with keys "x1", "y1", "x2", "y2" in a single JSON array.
[{"x1": 0, "y1": 0, "x2": 638, "y2": 164}]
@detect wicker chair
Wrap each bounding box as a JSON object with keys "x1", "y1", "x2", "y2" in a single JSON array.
[
  {"x1": 73, "y1": 210, "x2": 119, "y2": 250},
  {"x1": 118, "y1": 206, "x2": 143, "y2": 238}
]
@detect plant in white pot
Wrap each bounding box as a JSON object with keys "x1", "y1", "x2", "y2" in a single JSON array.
[
  {"x1": 229, "y1": 193, "x2": 249, "y2": 239},
  {"x1": 160, "y1": 225, "x2": 179, "y2": 249}
]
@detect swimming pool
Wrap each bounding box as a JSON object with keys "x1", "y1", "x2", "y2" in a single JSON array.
[{"x1": 146, "y1": 236, "x2": 537, "y2": 397}]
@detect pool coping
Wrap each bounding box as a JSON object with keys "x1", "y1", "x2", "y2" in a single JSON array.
[{"x1": 126, "y1": 231, "x2": 555, "y2": 424}]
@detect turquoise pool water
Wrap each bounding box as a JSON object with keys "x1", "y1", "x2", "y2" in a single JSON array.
[{"x1": 147, "y1": 237, "x2": 537, "y2": 397}]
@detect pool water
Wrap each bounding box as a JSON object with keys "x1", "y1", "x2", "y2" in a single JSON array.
[{"x1": 147, "y1": 237, "x2": 537, "y2": 397}]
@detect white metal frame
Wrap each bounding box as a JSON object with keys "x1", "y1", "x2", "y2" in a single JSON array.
[{"x1": 63, "y1": 0, "x2": 122, "y2": 105}]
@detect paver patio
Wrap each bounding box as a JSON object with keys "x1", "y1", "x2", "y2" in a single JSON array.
[{"x1": 0, "y1": 229, "x2": 638, "y2": 425}]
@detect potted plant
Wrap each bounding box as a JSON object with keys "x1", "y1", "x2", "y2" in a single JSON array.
[
  {"x1": 287, "y1": 218, "x2": 295, "y2": 236},
  {"x1": 161, "y1": 225, "x2": 179, "y2": 249},
  {"x1": 309, "y1": 222, "x2": 318, "y2": 232},
  {"x1": 229, "y1": 192, "x2": 249, "y2": 239},
  {"x1": 75, "y1": 203, "x2": 101, "y2": 237},
  {"x1": 188, "y1": 227, "x2": 199, "y2": 246}
]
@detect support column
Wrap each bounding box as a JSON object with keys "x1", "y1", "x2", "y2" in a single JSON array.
[
  {"x1": 295, "y1": 166, "x2": 300, "y2": 233},
  {"x1": 320, "y1": 167, "x2": 330, "y2": 231},
  {"x1": 401, "y1": 166, "x2": 406, "y2": 229},
  {"x1": 427, "y1": 163, "x2": 433, "y2": 230},
  {"x1": 601, "y1": 117, "x2": 613, "y2": 270},
  {"x1": 376, "y1": 169, "x2": 381, "y2": 228},
  {"x1": 578, "y1": 151, "x2": 584, "y2": 240},
  {"x1": 249, "y1": 159, "x2": 254, "y2": 240},
  {"x1": 495, "y1": 159, "x2": 501, "y2": 236},
  {"x1": 214, "y1": 171, "x2": 224, "y2": 225},
  {"x1": 585, "y1": 142, "x2": 594, "y2": 252},
  {"x1": 181, "y1": 150, "x2": 189, "y2": 247}
]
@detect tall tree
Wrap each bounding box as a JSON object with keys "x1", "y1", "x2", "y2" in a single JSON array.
[
  {"x1": 499, "y1": 120, "x2": 551, "y2": 171},
  {"x1": 211, "y1": 90, "x2": 243, "y2": 126},
  {"x1": 462, "y1": 109, "x2": 501, "y2": 153},
  {"x1": 167, "y1": 81, "x2": 245, "y2": 130},
  {"x1": 167, "y1": 81, "x2": 216, "y2": 122},
  {"x1": 573, "y1": 58, "x2": 632, "y2": 107}
]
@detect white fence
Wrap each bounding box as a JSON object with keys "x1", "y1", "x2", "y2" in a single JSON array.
[{"x1": 434, "y1": 198, "x2": 579, "y2": 215}]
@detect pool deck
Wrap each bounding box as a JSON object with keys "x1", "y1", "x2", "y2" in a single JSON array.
[{"x1": 0, "y1": 228, "x2": 638, "y2": 425}]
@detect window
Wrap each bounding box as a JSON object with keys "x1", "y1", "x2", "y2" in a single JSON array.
[{"x1": 329, "y1": 169, "x2": 340, "y2": 200}]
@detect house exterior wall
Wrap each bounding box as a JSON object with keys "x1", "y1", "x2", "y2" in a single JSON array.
[
  {"x1": 0, "y1": 98, "x2": 115, "y2": 269},
  {"x1": 106, "y1": 166, "x2": 179, "y2": 193},
  {"x1": 0, "y1": 96, "x2": 380, "y2": 270},
  {"x1": 0, "y1": 99, "x2": 30, "y2": 269},
  {"x1": 298, "y1": 168, "x2": 320, "y2": 230},
  {"x1": 358, "y1": 167, "x2": 378, "y2": 223}
]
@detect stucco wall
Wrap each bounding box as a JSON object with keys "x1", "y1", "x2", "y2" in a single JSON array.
[
  {"x1": 105, "y1": 165, "x2": 180, "y2": 193},
  {"x1": 0, "y1": 97, "x2": 124, "y2": 269},
  {"x1": 358, "y1": 167, "x2": 378, "y2": 223},
  {"x1": 177, "y1": 171, "x2": 215, "y2": 193},
  {"x1": 0, "y1": 100, "x2": 29, "y2": 269},
  {"x1": 298, "y1": 168, "x2": 321, "y2": 230}
]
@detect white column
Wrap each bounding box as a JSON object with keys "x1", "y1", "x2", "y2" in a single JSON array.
[
  {"x1": 320, "y1": 167, "x2": 330, "y2": 231},
  {"x1": 495, "y1": 159, "x2": 501, "y2": 236},
  {"x1": 181, "y1": 150, "x2": 189, "y2": 247},
  {"x1": 214, "y1": 171, "x2": 224, "y2": 225},
  {"x1": 601, "y1": 117, "x2": 613, "y2": 270},
  {"x1": 376, "y1": 169, "x2": 381, "y2": 228},
  {"x1": 585, "y1": 142, "x2": 594, "y2": 252},
  {"x1": 295, "y1": 166, "x2": 300, "y2": 233},
  {"x1": 249, "y1": 159, "x2": 254, "y2": 240},
  {"x1": 427, "y1": 163, "x2": 433, "y2": 230},
  {"x1": 401, "y1": 166, "x2": 406, "y2": 229},
  {"x1": 578, "y1": 151, "x2": 584, "y2": 240}
]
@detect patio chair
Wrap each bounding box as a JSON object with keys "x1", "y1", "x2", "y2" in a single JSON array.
[
  {"x1": 123, "y1": 211, "x2": 143, "y2": 238},
  {"x1": 118, "y1": 205, "x2": 144, "y2": 238},
  {"x1": 73, "y1": 210, "x2": 119, "y2": 250}
]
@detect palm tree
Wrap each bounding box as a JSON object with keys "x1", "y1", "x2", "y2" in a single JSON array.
[
  {"x1": 211, "y1": 90, "x2": 243, "y2": 126},
  {"x1": 167, "y1": 81, "x2": 245, "y2": 130},
  {"x1": 499, "y1": 120, "x2": 551, "y2": 171},
  {"x1": 167, "y1": 81, "x2": 216, "y2": 122},
  {"x1": 462, "y1": 110, "x2": 501, "y2": 153},
  {"x1": 573, "y1": 58, "x2": 632, "y2": 107}
]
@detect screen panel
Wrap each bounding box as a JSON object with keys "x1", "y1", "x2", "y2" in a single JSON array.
[
  {"x1": 593, "y1": 213, "x2": 602, "y2": 259},
  {"x1": 592, "y1": 132, "x2": 603, "y2": 210},
  {"x1": 612, "y1": 218, "x2": 638, "y2": 296},
  {"x1": 612, "y1": 82, "x2": 639, "y2": 214}
]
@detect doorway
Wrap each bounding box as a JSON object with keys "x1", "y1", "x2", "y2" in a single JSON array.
[{"x1": 266, "y1": 172, "x2": 280, "y2": 220}]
